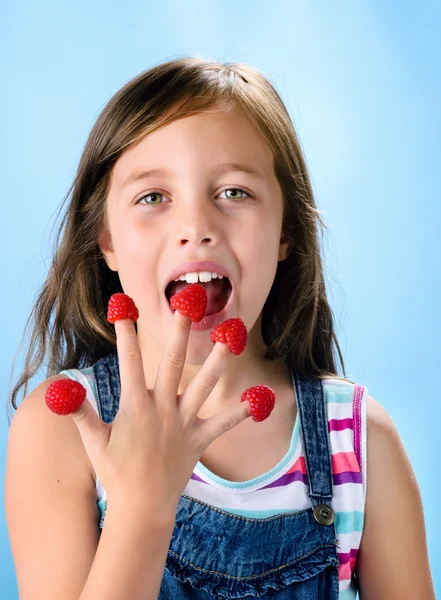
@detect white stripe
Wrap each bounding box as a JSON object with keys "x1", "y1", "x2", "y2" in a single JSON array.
[
  {"x1": 336, "y1": 530, "x2": 363, "y2": 554},
  {"x1": 331, "y1": 483, "x2": 365, "y2": 513},
  {"x1": 329, "y1": 428, "x2": 355, "y2": 454},
  {"x1": 327, "y1": 402, "x2": 353, "y2": 419},
  {"x1": 183, "y1": 478, "x2": 313, "y2": 512},
  {"x1": 184, "y1": 477, "x2": 364, "y2": 514}
]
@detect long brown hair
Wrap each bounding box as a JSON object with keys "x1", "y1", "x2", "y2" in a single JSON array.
[{"x1": 7, "y1": 56, "x2": 355, "y2": 425}]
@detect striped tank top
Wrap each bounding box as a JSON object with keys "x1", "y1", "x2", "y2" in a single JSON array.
[{"x1": 61, "y1": 367, "x2": 367, "y2": 599}]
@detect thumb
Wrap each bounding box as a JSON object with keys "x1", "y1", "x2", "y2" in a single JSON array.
[
  {"x1": 202, "y1": 401, "x2": 251, "y2": 448},
  {"x1": 70, "y1": 397, "x2": 109, "y2": 460}
]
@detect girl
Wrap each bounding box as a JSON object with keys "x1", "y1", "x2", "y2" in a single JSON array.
[{"x1": 5, "y1": 57, "x2": 435, "y2": 599}]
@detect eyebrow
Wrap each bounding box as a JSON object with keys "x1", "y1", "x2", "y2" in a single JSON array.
[{"x1": 119, "y1": 162, "x2": 265, "y2": 189}]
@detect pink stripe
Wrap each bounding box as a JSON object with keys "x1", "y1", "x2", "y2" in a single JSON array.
[
  {"x1": 332, "y1": 452, "x2": 360, "y2": 474},
  {"x1": 339, "y1": 558, "x2": 356, "y2": 580},
  {"x1": 287, "y1": 456, "x2": 307, "y2": 475},
  {"x1": 328, "y1": 417, "x2": 353, "y2": 432},
  {"x1": 353, "y1": 385, "x2": 364, "y2": 473}
]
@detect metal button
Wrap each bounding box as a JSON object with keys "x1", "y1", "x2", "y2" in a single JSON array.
[{"x1": 313, "y1": 504, "x2": 335, "y2": 526}]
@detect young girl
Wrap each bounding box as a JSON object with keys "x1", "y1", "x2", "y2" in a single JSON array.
[{"x1": 5, "y1": 57, "x2": 435, "y2": 599}]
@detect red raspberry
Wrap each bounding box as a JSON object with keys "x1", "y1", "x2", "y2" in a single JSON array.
[
  {"x1": 45, "y1": 379, "x2": 87, "y2": 416},
  {"x1": 107, "y1": 293, "x2": 139, "y2": 324},
  {"x1": 170, "y1": 283, "x2": 207, "y2": 322},
  {"x1": 241, "y1": 385, "x2": 276, "y2": 422},
  {"x1": 210, "y1": 318, "x2": 248, "y2": 355}
]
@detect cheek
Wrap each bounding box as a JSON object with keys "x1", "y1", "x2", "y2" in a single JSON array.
[
  {"x1": 113, "y1": 217, "x2": 161, "y2": 265},
  {"x1": 239, "y1": 231, "x2": 280, "y2": 304},
  {"x1": 111, "y1": 229, "x2": 162, "y2": 304},
  {"x1": 238, "y1": 214, "x2": 280, "y2": 266}
]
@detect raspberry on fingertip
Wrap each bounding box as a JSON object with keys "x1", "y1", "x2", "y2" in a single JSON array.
[
  {"x1": 210, "y1": 318, "x2": 247, "y2": 355},
  {"x1": 241, "y1": 385, "x2": 276, "y2": 422},
  {"x1": 45, "y1": 379, "x2": 87, "y2": 415},
  {"x1": 170, "y1": 284, "x2": 207, "y2": 322},
  {"x1": 107, "y1": 293, "x2": 139, "y2": 324}
]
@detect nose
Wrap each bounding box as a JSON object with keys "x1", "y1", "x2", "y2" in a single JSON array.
[{"x1": 174, "y1": 202, "x2": 220, "y2": 248}]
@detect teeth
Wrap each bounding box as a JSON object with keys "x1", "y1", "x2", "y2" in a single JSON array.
[
  {"x1": 185, "y1": 272, "x2": 199, "y2": 284},
  {"x1": 198, "y1": 271, "x2": 212, "y2": 283},
  {"x1": 173, "y1": 271, "x2": 225, "y2": 283}
]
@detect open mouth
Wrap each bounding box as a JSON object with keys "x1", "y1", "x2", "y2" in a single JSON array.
[{"x1": 165, "y1": 278, "x2": 233, "y2": 316}]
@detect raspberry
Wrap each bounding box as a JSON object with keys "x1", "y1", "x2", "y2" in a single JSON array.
[
  {"x1": 210, "y1": 318, "x2": 248, "y2": 355},
  {"x1": 107, "y1": 293, "x2": 139, "y2": 324},
  {"x1": 170, "y1": 283, "x2": 207, "y2": 322},
  {"x1": 45, "y1": 379, "x2": 87, "y2": 416},
  {"x1": 241, "y1": 385, "x2": 276, "y2": 422}
]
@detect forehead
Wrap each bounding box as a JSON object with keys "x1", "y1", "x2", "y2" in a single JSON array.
[{"x1": 110, "y1": 105, "x2": 276, "y2": 191}]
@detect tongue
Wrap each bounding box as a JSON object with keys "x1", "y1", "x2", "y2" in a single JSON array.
[{"x1": 168, "y1": 280, "x2": 229, "y2": 316}]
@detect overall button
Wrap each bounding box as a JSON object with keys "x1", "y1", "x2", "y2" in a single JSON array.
[{"x1": 313, "y1": 504, "x2": 335, "y2": 526}]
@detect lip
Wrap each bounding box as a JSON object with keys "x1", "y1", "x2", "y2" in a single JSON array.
[{"x1": 163, "y1": 260, "x2": 232, "y2": 291}]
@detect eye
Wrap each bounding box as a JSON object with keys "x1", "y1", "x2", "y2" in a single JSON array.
[
  {"x1": 218, "y1": 188, "x2": 251, "y2": 201},
  {"x1": 136, "y1": 191, "x2": 168, "y2": 205},
  {"x1": 135, "y1": 187, "x2": 251, "y2": 206}
]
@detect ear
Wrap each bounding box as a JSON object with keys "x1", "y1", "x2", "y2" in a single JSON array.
[
  {"x1": 278, "y1": 238, "x2": 290, "y2": 262},
  {"x1": 98, "y1": 228, "x2": 118, "y2": 272}
]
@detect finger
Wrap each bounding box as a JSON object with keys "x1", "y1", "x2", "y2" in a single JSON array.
[
  {"x1": 70, "y1": 397, "x2": 109, "y2": 461},
  {"x1": 114, "y1": 318, "x2": 148, "y2": 401},
  {"x1": 180, "y1": 341, "x2": 231, "y2": 421},
  {"x1": 200, "y1": 401, "x2": 252, "y2": 448},
  {"x1": 154, "y1": 310, "x2": 192, "y2": 404}
]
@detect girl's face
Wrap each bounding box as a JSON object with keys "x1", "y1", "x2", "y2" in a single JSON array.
[{"x1": 101, "y1": 104, "x2": 288, "y2": 364}]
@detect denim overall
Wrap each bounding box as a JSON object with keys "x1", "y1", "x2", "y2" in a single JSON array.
[{"x1": 93, "y1": 353, "x2": 340, "y2": 599}]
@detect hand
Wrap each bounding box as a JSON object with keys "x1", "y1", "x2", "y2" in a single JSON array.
[{"x1": 69, "y1": 308, "x2": 251, "y2": 516}]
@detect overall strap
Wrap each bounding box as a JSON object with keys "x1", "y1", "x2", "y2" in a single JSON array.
[
  {"x1": 290, "y1": 366, "x2": 334, "y2": 507},
  {"x1": 92, "y1": 352, "x2": 121, "y2": 424}
]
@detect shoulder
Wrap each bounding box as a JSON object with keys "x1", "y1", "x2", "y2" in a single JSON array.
[
  {"x1": 9, "y1": 374, "x2": 96, "y2": 487},
  {"x1": 363, "y1": 392, "x2": 417, "y2": 513},
  {"x1": 364, "y1": 393, "x2": 412, "y2": 489},
  {"x1": 363, "y1": 392, "x2": 424, "y2": 526},
  {"x1": 365, "y1": 392, "x2": 395, "y2": 429},
  {"x1": 5, "y1": 376, "x2": 102, "y2": 597},
  {"x1": 355, "y1": 394, "x2": 436, "y2": 596},
  {"x1": 12, "y1": 373, "x2": 74, "y2": 421}
]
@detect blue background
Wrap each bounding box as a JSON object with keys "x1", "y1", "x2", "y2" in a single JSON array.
[{"x1": 1, "y1": 1, "x2": 440, "y2": 597}]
